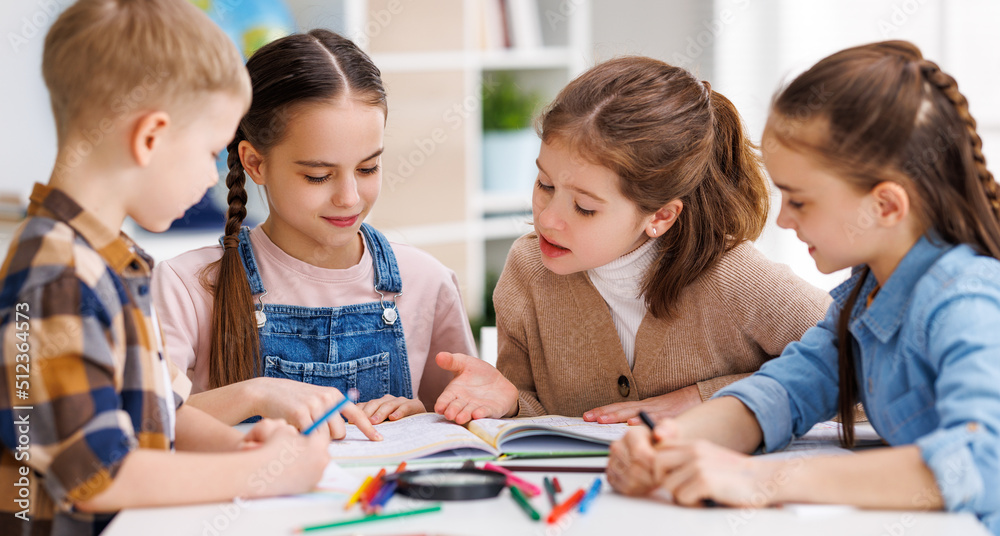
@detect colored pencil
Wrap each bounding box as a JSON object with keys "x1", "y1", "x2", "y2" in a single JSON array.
[
  {"x1": 483, "y1": 463, "x2": 542, "y2": 496},
  {"x1": 360, "y1": 468, "x2": 388, "y2": 508},
  {"x1": 577, "y1": 477, "x2": 602, "y2": 513},
  {"x1": 294, "y1": 505, "x2": 443, "y2": 533},
  {"x1": 509, "y1": 486, "x2": 541, "y2": 521},
  {"x1": 302, "y1": 395, "x2": 351, "y2": 435},
  {"x1": 547, "y1": 488, "x2": 585, "y2": 524},
  {"x1": 552, "y1": 477, "x2": 562, "y2": 493},
  {"x1": 543, "y1": 476, "x2": 557, "y2": 507},
  {"x1": 344, "y1": 475, "x2": 373, "y2": 510}
]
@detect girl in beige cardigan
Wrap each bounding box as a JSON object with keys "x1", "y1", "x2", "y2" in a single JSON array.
[{"x1": 432, "y1": 56, "x2": 830, "y2": 425}]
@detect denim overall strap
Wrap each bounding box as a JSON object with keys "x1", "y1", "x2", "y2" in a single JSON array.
[
  {"x1": 218, "y1": 226, "x2": 266, "y2": 295},
  {"x1": 359, "y1": 223, "x2": 403, "y2": 294},
  {"x1": 228, "y1": 225, "x2": 414, "y2": 403}
]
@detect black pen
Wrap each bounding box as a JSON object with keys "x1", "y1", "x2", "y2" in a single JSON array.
[{"x1": 637, "y1": 410, "x2": 719, "y2": 508}]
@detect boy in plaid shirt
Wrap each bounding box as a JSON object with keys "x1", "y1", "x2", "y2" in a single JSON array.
[{"x1": 0, "y1": 1, "x2": 335, "y2": 534}]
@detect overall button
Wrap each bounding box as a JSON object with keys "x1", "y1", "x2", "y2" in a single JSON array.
[{"x1": 617, "y1": 375, "x2": 630, "y2": 398}]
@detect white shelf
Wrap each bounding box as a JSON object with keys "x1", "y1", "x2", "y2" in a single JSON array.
[
  {"x1": 479, "y1": 192, "x2": 532, "y2": 215},
  {"x1": 371, "y1": 46, "x2": 578, "y2": 73},
  {"x1": 479, "y1": 47, "x2": 576, "y2": 70}
]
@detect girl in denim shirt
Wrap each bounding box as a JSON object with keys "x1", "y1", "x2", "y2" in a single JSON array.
[
  {"x1": 608, "y1": 40, "x2": 1000, "y2": 534},
  {"x1": 152, "y1": 30, "x2": 477, "y2": 437}
]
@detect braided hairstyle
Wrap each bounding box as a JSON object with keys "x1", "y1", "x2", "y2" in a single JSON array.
[
  {"x1": 765, "y1": 40, "x2": 1000, "y2": 446},
  {"x1": 204, "y1": 29, "x2": 387, "y2": 388}
]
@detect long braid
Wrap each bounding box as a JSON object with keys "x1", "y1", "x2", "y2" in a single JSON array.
[
  {"x1": 207, "y1": 131, "x2": 261, "y2": 388},
  {"x1": 920, "y1": 60, "x2": 1000, "y2": 256}
]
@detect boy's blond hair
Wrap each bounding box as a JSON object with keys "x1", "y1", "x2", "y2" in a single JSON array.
[{"x1": 42, "y1": 0, "x2": 251, "y2": 144}]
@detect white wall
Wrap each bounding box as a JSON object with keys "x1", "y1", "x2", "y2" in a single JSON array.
[
  {"x1": 0, "y1": 0, "x2": 71, "y2": 201},
  {"x1": 714, "y1": 0, "x2": 1000, "y2": 290}
]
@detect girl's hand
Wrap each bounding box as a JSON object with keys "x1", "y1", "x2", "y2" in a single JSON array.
[
  {"x1": 247, "y1": 423, "x2": 332, "y2": 498},
  {"x1": 357, "y1": 395, "x2": 426, "y2": 424},
  {"x1": 654, "y1": 440, "x2": 783, "y2": 508},
  {"x1": 249, "y1": 377, "x2": 381, "y2": 441},
  {"x1": 607, "y1": 425, "x2": 664, "y2": 496},
  {"x1": 583, "y1": 385, "x2": 702, "y2": 424},
  {"x1": 433, "y1": 352, "x2": 518, "y2": 424}
]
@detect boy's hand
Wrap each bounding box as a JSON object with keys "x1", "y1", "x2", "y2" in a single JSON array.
[
  {"x1": 357, "y1": 395, "x2": 425, "y2": 424},
  {"x1": 583, "y1": 385, "x2": 702, "y2": 425},
  {"x1": 249, "y1": 377, "x2": 381, "y2": 441},
  {"x1": 239, "y1": 418, "x2": 297, "y2": 450},
  {"x1": 433, "y1": 352, "x2": 518, "y2": 424},
  {"x1": 247, "y1": 424, "x2": 332, "y2": 498}
]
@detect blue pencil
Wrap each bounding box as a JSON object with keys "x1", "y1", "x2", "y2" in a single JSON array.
[
  {"x1": 577, "y1": 477, "x2": 602, "y2": 513},
  {"x1": 302, "y1": 395, "x2": 352, "y2": 435}
]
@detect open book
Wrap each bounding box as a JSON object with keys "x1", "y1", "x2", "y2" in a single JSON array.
[{"x1": 327, "y1": 413, "x2": 629, "y2": 465}]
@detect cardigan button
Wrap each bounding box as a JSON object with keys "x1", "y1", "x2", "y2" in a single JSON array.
[{"x1": 617, "y1": 375, "x2": 631, "y2": 398}]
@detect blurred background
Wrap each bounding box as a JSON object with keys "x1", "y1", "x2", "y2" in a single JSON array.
[{"x1": 1, "y1": 0, "x2": 998, "y2": 345}]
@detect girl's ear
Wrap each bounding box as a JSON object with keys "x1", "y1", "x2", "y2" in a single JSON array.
[
  {"x1": 239, "y1": 140, "x2": 266, "y2": 185},
  {"x1": 871, "y1": 181, "x2": 910, "y2": 227},
  {"x1": 647, "y1": 199, "x2": 684, "y2": 238},
  {"x1": 130, "y1": 111, "x2": 171, "y2": 167}
]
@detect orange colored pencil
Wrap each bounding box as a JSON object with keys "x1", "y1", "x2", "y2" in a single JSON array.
[
  {"x1": 546, "y1": 488, "x2": 585, "y2": 524},
  {"x1": 361, "y1": 468, "x2": 388, "y2": 507}
]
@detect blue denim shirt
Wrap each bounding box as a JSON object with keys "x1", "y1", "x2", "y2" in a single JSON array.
[{"x1": 716, "y1": 235, "x2": 1000, "y2": 534}]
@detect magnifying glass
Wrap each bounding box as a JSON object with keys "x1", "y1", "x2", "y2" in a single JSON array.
[{"x1": 387, "y1": 468, "x2": 507, "y2": 501}]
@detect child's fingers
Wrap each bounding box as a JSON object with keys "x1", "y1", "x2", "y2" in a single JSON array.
[
  {"x1": 340, "y1": 404, "x2": 383, "y2": 441},
  {"x1": 652, "y1": 419, "x2": 683, "y2": 443},
  {"x1": 658, "y1": 460, "x2": 703, "y2": 506},
  {"x1": 388, "y1": 399, "x2": 421, "y2": 420},
  {"x1": 326, "y1": 415, "x2": 347, "y2": 440},
  {"x1": 434, "y1": 390, "x2": 459, "y2": 415},
  {"x1": 369, "y1": 399, "x2": 401, "y2": 424},
  {"x1": 442, "y1": 398, "x2": 471, "y2": 423}
]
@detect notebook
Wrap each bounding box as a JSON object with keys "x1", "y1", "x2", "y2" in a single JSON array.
[{"x1": 327, "y1": 413, "x2": 630, "y2": 465}]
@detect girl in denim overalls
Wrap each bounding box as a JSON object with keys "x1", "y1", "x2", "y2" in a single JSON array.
[
  {"x1": 607, "y1": 41, "x2": 1000, "y2": 535},
  {"x1": 152, "y1": 30, "x2": 477, "y2": 438}
]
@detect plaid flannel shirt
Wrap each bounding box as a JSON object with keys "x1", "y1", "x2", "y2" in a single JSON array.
[{"x1": 0, "y1": 184, "x2": 190, "y2": 536}]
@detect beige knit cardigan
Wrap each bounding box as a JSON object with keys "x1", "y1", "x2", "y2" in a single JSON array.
[{"x1": 495, "y1": 234, "x2": 832, "y2": 417}]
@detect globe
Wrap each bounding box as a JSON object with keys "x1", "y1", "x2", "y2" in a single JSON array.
[{"x1": 171, "y1": 0, "x2": 296, "y2": 230}]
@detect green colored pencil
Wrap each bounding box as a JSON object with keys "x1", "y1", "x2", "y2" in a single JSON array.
[
  {"x1": 294, "y1": 504, "x2": 443, "y2": 533},
  {"x1": 510, "y1": 486, "x2": 541, "y2": 521}
]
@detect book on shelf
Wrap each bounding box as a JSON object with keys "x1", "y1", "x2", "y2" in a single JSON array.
[
  {"x1": 480, "y1": 0, "x2": 543, "y2": 51},
  {"x1": 505, "y1": 0, "x2": 543, "y2": 49},
  {"x1": 327, "y1": 413, "x2": 629, "y2": 465}
]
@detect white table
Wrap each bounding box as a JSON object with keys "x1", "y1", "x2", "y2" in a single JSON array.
[{"x1": 103, "y1": 454, "x2": 991, "y2": 536}]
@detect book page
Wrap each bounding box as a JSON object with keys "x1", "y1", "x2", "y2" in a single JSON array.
[
  {"x1": 794, "y1": 420, "x2": 883, "y2": 447},
  {"x1": 467, "y1": 415, "x2": 629, "y2": 449},
  {"x1": 328, "y1": 413, "x2": 497, "y2": 465}
]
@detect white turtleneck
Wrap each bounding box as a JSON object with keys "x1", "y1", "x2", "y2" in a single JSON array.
[{"x1": 586, "y1": 237, "x2": 660, "y2": 369}]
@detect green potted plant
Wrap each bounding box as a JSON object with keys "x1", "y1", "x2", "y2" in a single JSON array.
[{"x1": 482, "y1": 72, "x2": 542, "y2": 194}]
